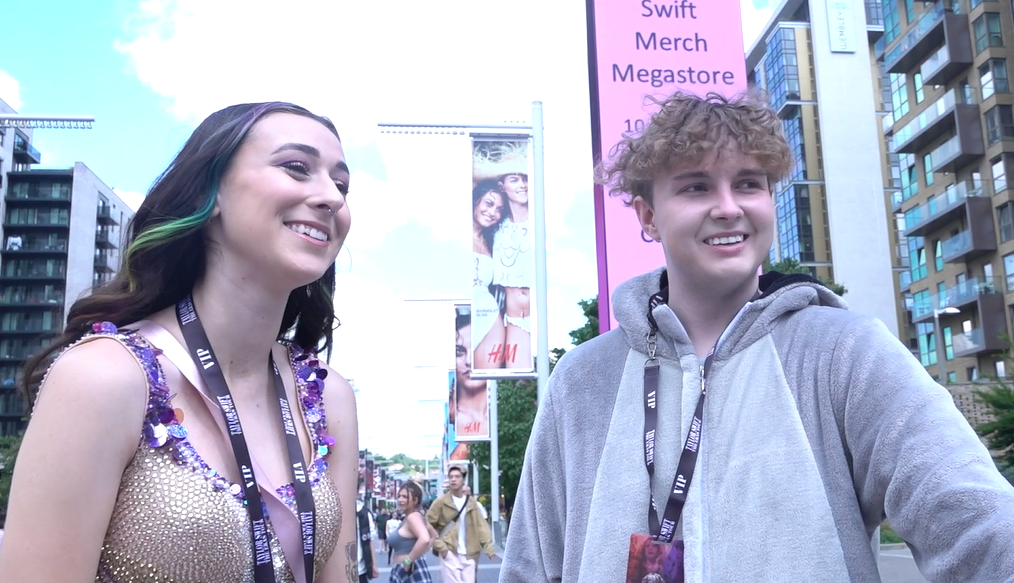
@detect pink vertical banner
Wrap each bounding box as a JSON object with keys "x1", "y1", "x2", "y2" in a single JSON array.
[{"x1": 587, "y1": 0, "x2": 748, "y2": 331}]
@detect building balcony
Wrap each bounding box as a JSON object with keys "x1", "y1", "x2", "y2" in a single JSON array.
[
  {"x1": 0, "y1": 293, "x2": 65, "y2": 307},
  {"x1": 918, "y1": 22, "x2": 973, "y2": 86},
  {"x1": 904, "y1": 182, "x2": 989, "y2": 237},
  {"x1": 3, "y1": 219, "x2": 70, "y2": 229},
  {"x1": 2, "y1": 241, "x2": 68, "y2": 255},
  {"x1": 882, "y1": 112, "x2": 895, "y2": 136},
  {"x1": 95, "y1": 230, "x2": 116, "y2": 249},
  {"x1": 892, "y1": 89, "x2": 979, "y2": 154},
  {"x1": 12, "y1": 136, "x2": 41, "y2": 165},
  {"x1": 953, "y1": 324, "x2": 1008, "y2": 358},
  {"x1": 883, "y1": 1, "x2": 964, "y2": 74},
  {"x1": 942, "y1": 222, "x2": 997, "y2": 264},
  {"x1": 5, "y1": 189, "x2": 71, "y2": 204},
  {"x1": 898, "y1": 270, "x2": 913, "y2": 292},
  {"x1": 0, "y1": 323, "x2": 62, "y2": 335},
  {"x1": 94, "y1": 254, "x2": 117, "y2": 273},
  {"x1": 912, "y1": 276, "x2": 1003, "y2": 323},
  {"x1": 928, "y1": 131, "x2": 984, "y2": 174},
  {"x1": 890, "y1": 191, "x2": 904, "y2": 211},
  {"x1": 0, "y1": 270, "x2": 67, "y2": 282},
  {"x1": 97, "y1": 205, "x2": 118, "y2": 226}
]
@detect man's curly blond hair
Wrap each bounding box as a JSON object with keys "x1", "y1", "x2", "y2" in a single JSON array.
[{"x1": 598, "y1": 90, "x2": 793, "y2": 206}]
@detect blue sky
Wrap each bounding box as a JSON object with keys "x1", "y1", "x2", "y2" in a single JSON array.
[{"x1": 2, "y1": 0, "x2": 776, "y2": 458}]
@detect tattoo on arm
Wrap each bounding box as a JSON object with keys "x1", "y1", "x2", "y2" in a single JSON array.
[{"x1": 345, "y1": 541, "x2": 357, "y2": 583}]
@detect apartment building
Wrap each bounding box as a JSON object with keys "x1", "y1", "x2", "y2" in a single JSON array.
[
  {"x1": 877, "y1": 0, "x2": 1013, "y2": 384},
  {"x1": 746, "y1": 0, "x2": 903, "y2": 338},
  {"x1": 0, "y1": 99, "x2": 134, "y2": 436}
]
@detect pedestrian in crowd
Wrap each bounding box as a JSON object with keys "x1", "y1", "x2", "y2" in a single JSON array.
[
  {"x1": 0, "y1": 102, "x2": 359, "y2": 582},
  {"x1": 426, "y1": 466, "x2": 496, "y2": 583},
  {"x1": 388, "y1": 481, "x2": 433, "y2": 582},
  {"x1": 500, "y1": 90, "x2": 1014, "y2": 582},
  {"x1": 357, "y1": 482, "x2": 380, "y2": 582},
  {"x1": 376, "y1": 508, "x2": 390, "y2": 555},
  {"x1": 386, "y1": 510, "x2": 404, "y2": 565}
]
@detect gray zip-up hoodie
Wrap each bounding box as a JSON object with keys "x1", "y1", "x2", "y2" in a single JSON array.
[{"x1": 500, "y1": 268, "x2": 1014, "y2": 582}]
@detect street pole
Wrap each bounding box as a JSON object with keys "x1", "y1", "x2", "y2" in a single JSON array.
[
  {"x1": 532, "y1": 101, "x2": 550, "y2": 407},
  {"x1": 489, "y1": 380, "x2": 500, "y2": 545}
]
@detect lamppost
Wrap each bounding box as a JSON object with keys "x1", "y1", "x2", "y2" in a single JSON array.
[{"x1": 933, "y1": 306, "x2": 961, "y2": 384}]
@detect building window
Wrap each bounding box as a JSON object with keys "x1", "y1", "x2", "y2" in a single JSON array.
[
  {"x1": 973, "y1": 13, "x2": 1003, "y2": 54},
  {"x1": 909, "y1": 236, "x2": 928, "y2": 282},
  {"x1": 943, "y1": 326, "x2": 954, "y2": 360},
  {"x1": 917, "y1": 321, "x2": 937, "y2": 367},
  {"x1": 923, "y1": 153, "x2": 934, "y2": 186},
  {"x1": 1004, "y1": 253, "x2": 1014, "y2": 291},
  {"x1": 883, "y1": 0, "x2": 900, "y2": 44},
  {"x1": 999, "y1": 202, "x2": 1014, "y2": 242},
  {"x1": 993, "y1": 157, "x2": 1008, "y2": 193},
  {"x1": 935, "y1": 240, "x2": 944, "y2": 271},
  {"x1": 970, "y1": 0, "x2": 997, "y2": 10},
  {"x1": 903, "y1": 0, "x2": 914, "y2": 23},
  {"x1": 890, "y1": 74, "x2": 909, "y2": 119},
  {"x1": 968, "y1": 366, "x2": 979, "y2": 381},
  {"x1": 958, "y1": 79, "x2": 973, "y2": 104},
  {"x1": 998, "y1": 360, "x2": 1008, "y2": 378},
  {"x1": 764, "y1": 28, "x2": 800, "y2": 114},
  {"x1": 984, "y1": 105, "x2": 1014, "y2": 145},
  {"x1": 980, "y1": 59, "x2": 1009, "y2": 100},
  {"x1": 947, "y1": 371, "x2": 957, "y2": 383},
  {"x1": 901, "y1": 155, "x2": 918, "y2": 200},
  {"x1": 913, "y1": 72, "x2": 924, "y2": 103}
]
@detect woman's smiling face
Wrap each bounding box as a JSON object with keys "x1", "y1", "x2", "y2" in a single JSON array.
[{"x1": 473, "y1": 189, "x2": 504, "y2": 229}]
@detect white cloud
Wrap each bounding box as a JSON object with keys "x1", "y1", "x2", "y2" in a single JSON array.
[
  {"x1": 113, "y1": 189, "x2": 147, "y2": 212},
  {"x1": 0, "y1": 71, "x2": 22, "y2": 111},
  {"x1": 742, "y1": 0, "x2": 777, "y2": 49}
]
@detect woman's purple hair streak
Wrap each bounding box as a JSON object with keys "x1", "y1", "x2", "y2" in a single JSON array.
[{"x1": 19, "y1": 102, "x2": 342, "y2": 410}]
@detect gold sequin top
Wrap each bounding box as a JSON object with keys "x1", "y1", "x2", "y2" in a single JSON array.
[{"x1": 82, "y1": 323, "x2": 341, "y2": 583}]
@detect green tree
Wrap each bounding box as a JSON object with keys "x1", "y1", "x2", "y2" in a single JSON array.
[
  {"x1": 976, "y1": 343, "x2": 1014, "y2": 483},
  {"x1": 766, "y1": 257, "x2": 848, "y2": 296},
  {"x1": 468, "y1": 296, "x2": 600, "y2": 519},
  {"x1": 0, "y1": 434, "x2": 23, "y2": 527}
]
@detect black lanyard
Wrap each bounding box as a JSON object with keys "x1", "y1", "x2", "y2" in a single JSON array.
[
  {"x1": 643, "y1": 334, "x2": 715, "y2": 543},
  {"x1": 176, "y1": 295, "x2": 316, "y2": 583}
]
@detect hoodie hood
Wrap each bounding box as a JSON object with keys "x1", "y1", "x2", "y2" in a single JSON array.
[{"x1": 614, "y1": 267, "x2": 849, "y2": 363}]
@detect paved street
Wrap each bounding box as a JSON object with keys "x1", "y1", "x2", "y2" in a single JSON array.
[{"x1": 880, "y1": 546, "x2": 930, "y2": 583}]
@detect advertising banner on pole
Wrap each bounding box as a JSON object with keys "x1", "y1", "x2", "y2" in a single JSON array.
[
  {"x1": 444, "y1": 369, "x2": 472, "y2": 464},
  {"x1": 469, "y1": 138, "x2": 538, "y2": 379},
  {"x1": 586, "y1": 0, "x2": 747, "y2": 331},
  {"x1": 453, "y1": 306, "x2": 491, "y2": 441}
]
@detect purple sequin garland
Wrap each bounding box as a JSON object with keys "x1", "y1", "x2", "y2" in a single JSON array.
[{"x1": 89, "y1": 322, "x2": 335, "y2": 505}]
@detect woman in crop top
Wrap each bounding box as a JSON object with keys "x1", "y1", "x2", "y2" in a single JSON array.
[
  {"x1": 387, "y1": 481, "x2": 433, "y2": 583},
  {"x1": 0, "y1": 102, "x2": 359, "y2": 582}
]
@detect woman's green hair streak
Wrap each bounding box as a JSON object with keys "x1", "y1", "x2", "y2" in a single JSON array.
[{"x1": 20, "y1": 102, "x2": 343, "y2": 412}]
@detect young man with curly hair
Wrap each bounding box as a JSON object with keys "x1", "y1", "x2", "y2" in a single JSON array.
[{"x1": 499, "y1": 90, "x2": 1014, "y2": 582}]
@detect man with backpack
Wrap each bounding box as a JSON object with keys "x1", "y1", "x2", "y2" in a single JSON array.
[{"x1": 426, "y1": 466, "x2": 496, "y2": 583}]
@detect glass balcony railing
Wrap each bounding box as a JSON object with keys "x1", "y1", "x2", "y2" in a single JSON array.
[
  {"x1": 883, "y1": 1, "x2": 947, "y2": 70},
  {"x1": 6, "y1": 186, "x2": 70, "y2": 202},
  {"x1": 1, "y1": 322, "x2": 61, "y2": 334},
  {"x1": 952, "y1": 328, "x2": 987, "y2": 355},
  {"x1": 882, "y1": 112, "x2": 895, "y2": 134},
  {"x1": 4, "y1": 240, "x2": 68, "y2": 253},
  {"x1": 866, "y1": 0, "x2": 884, "y2": 26},
  {"x1": 899, "y1": 270, "x2": 913, "y2": 289},
  {"x1": 893, "y1": 89, "x2": 958, "y2": 150},
  {"x1": 891, "y1": 191, "x2": 904, "y2": 209},
  {"x1": 1008, "y1": 273, "x2": 1014, "y2": 293},
  {"x1": 0, "y1": 292, "x2": 64, "y2": 305},
  {"x1": 941, "y1": 230, "x2": 974, "y2": 258},
  {"x1": 904, "y1": 181, "x2": 984, "y2": 230},
  {"x1": 5, "y1": 217, "x2": 70, "y2": 227},
  {"x1": 12, "y1": 137, "x2": 41, "y2": 164},
  {"x1": 937, "y1": 276, "x2": 1002, "y2": 308}
]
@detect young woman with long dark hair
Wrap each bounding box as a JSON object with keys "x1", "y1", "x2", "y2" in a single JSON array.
[{"x1": 0, "y1": 102, "x2": 359, "y2": 582}]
